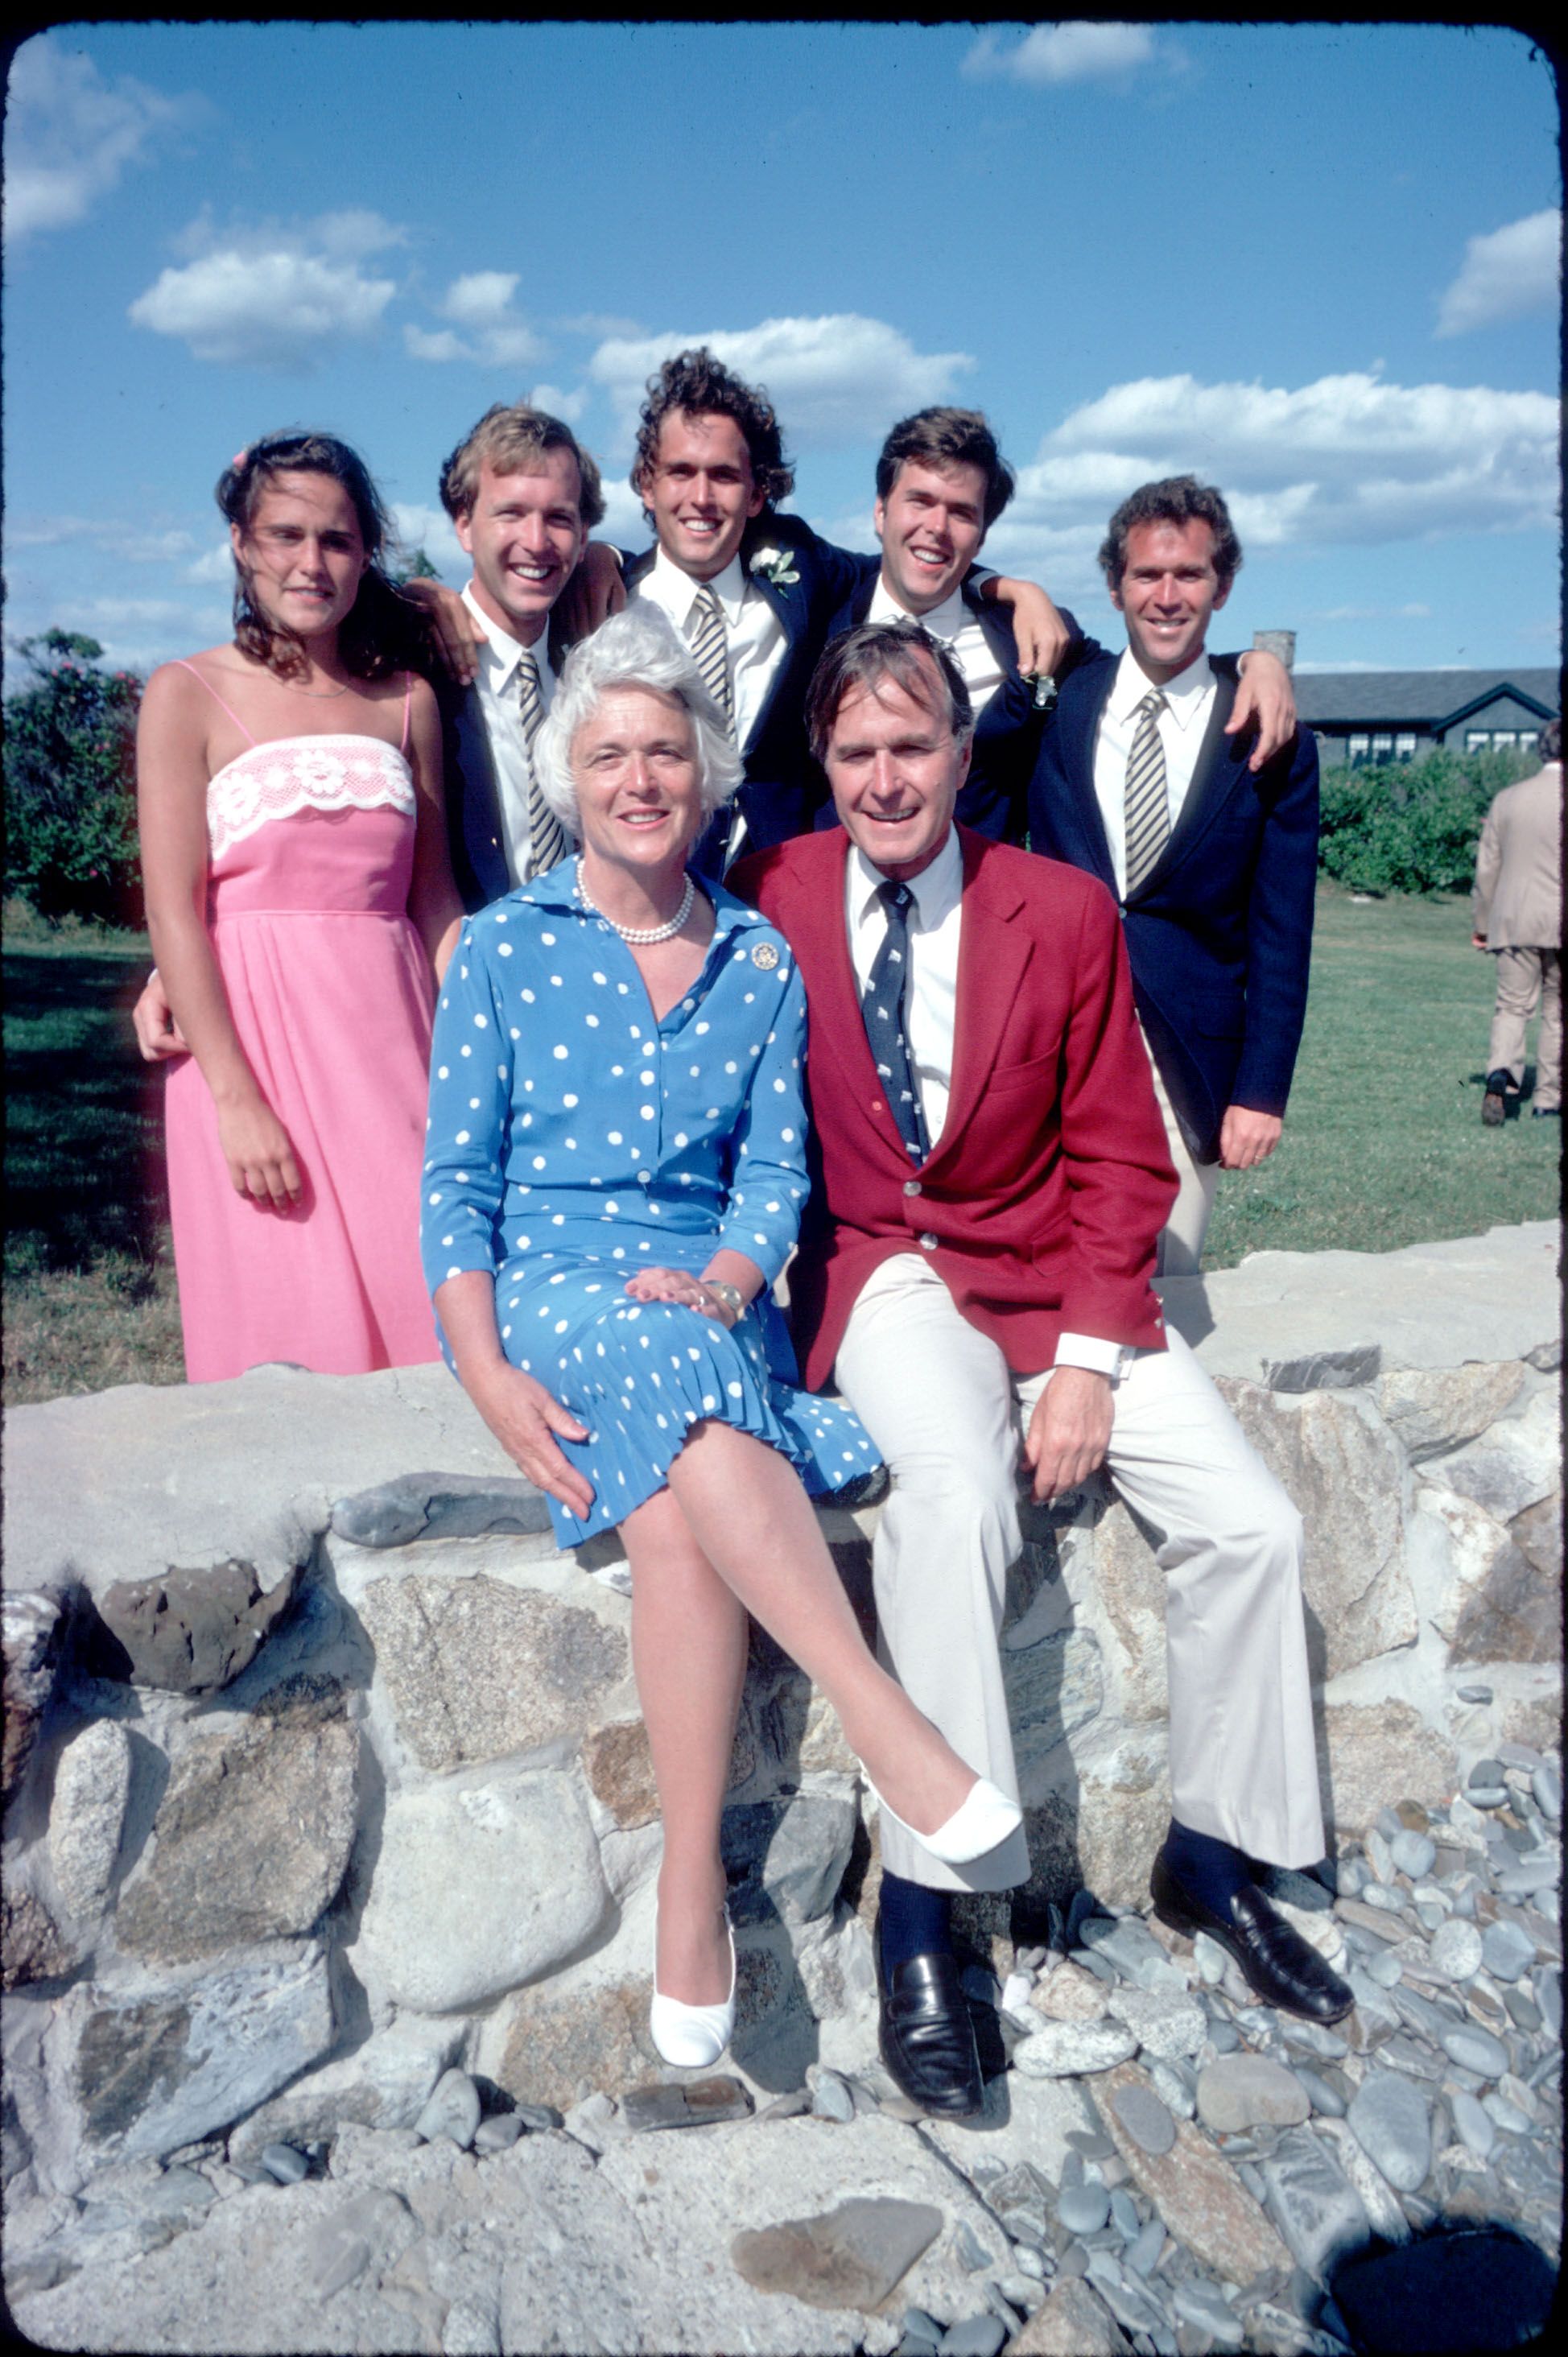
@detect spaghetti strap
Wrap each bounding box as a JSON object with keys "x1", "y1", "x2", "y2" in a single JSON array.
[
  {"x1": 175, "y1": 658, "x2": 258, "y2": 745},
  {"x1": 400, "y1": 671, "x2": 413, "y2": 757}
]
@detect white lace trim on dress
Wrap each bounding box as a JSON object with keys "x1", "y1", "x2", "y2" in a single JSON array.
[{"x1": 207, "y1": 736, "x2": 416, "y2": 861}]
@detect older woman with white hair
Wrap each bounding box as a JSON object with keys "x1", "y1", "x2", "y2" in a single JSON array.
[{"x1": 422, "y1": 607, "x2": 1018, "y2": 2070}]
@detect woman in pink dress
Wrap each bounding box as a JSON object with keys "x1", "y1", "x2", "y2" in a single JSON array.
[{"x1": 138, "y1": 431, "x2": 464, "y2": 1381}]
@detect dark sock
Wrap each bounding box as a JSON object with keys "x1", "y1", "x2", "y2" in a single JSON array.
[
  {"x1": 1162, "y1": 1818, "x2": 1250, "y2": 1915},
  {"x1": 877, "y1": 1872, "x2": 952, "y2": 1971}
]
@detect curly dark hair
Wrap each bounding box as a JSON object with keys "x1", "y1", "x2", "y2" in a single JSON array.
[
  {"x1": 217, "y1": 429, "x2": 422, "y2": 681},
  {"x1": 1098, "y1": 475, "x2": 1243, "y2": 592},
  {"x1": 630, "y1": 347, "x2": 794, "y2": 514},
  {"x1": 875, "y1": 408, "x2": 1015, "y2": 531}
]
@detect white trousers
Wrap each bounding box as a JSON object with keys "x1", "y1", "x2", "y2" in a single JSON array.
[
  {"x1": 834, "y1": 1255, "x2": 1326, "y2": 1892},
  {"x1": 1142, "y1": 1030, "x2": 1220, "y2": 1277}
]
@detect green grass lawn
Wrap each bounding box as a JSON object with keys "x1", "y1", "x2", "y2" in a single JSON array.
[
  {"x1": 4, "y1": 908, "x2": 183, "y2": 1405},
  {"x1": 1204, "y1": 881, "x2": 1561, "y2": 1267},
  {"x1": 2, "y1": 885, "x2": 1560, "y2": 1405}
]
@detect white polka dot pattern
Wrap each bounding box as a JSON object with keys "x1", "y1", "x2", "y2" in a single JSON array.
[{"x1": 421, "y1": 873, "x2": 877, "y2": 1542}]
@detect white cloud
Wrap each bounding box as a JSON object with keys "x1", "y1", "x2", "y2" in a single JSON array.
[
  {"x1": 128, "y1": 211, "x2": 403, "y2": 366},
  {"x1": 403, "y1": 271, "x2": 546, "y2": 368},
  {"x1": 388, "y1": 504, "x2": 465, "y2": 573},
  {"x1": 528, "y1": 382, "x2": 587, "y2": 424},
  {"x1": 3, "y1": 35, "x2": 199, "y2": 245},
  {"x1": 1009, "y1": 371, "x2": 1558, "y2": 563},
  {"x1": 6, "y1": 514, "x2": 200, "y2": 563},
  {"x1": 598, "y1": 478, "x2": 651, "y2": 543},
  {"x1": 963, "y1": 23, "x2": 1157, "y2": 85},
  {"x1": 188, "y1": 542, "x2": 236, "y2": 584},
  {"x1": 1436, "y1": 209, "x2": 1561, "y2": 336},
  {"x1": 588, "y1": 315, "x2": 973, "y2": 450}
]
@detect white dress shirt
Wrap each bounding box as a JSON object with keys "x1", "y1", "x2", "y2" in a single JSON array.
[
  {"x1": 846, "y1": 830, "x2": 963, "y2": 1148},
  {"x1": 867, "y1": 576, "x2": 1006, "y2": 718},
  {"x1": 845, "y1": 828, "x2": 1124, "y2": 1377},
  {"x1": 460, "y1": 584, "x2": 563, "y2": 886},
  {"x1": 629, "y1": 547, "x2": 786, "y2": 752},
  {"x1": 1091, "y1": 648, "x2": 1218, "y2": 900}
]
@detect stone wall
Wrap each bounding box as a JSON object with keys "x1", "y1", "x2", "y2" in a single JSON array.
[{"x1": 2, "y1": 1221, "x2": 1558, "y2": 2198}]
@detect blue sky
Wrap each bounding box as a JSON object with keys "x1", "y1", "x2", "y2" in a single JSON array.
[{"x1": 3, "y1": 19, "x2": 1560, "y2": 681}]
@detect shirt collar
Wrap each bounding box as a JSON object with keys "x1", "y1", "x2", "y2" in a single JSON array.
[
  {"x1": 867, "y1": 575, "x2": 968, "y2": 642},
  {"x1": 849, "y1": 824, "x2": 963, "y2": 932},
  {"x1": 461, "y1": 583, "x2": 554, "y2": 693},
  {"x1": 1112, "y1": 645, "x2": 1214, "y2": 729},
  {"x1": 650, "y1": 546, "x2": 748, "y2": 626}
]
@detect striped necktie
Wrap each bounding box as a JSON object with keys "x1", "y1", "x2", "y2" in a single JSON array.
[
  {"x1": 861, "y1": 881, "x2": 930, "y2": 1162},
  {"x1": 1123, "y1": 688, "x2": 1170, "y2": 896},
  {"x1": 687, "y1": 584, "x2": 736, "y2": 741},
  {"x1": 518, "y1": 648, "x2": 567, "y2": 877}
]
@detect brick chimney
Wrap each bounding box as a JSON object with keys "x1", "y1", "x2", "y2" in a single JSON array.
[{"x1": 1252, "y1": 629, "x2": 1296, "y2": 671}]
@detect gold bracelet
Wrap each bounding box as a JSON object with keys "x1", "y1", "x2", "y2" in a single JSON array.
[{"x1": 701, "y1": 1278, "x2": 744, "y2": 1323}]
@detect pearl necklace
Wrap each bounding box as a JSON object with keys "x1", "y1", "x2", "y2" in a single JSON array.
[{"x1": 575, "y1": 857, "x2": 694, "y2": 944}]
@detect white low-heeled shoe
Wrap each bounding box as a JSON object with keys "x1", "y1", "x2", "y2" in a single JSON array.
[
  {"x1": 650, "y1": 1903, "x2": 737, "y2": 2070},
  {"x1": 863, "y1": 1771, "x2": 1023, "y2": 1867}
]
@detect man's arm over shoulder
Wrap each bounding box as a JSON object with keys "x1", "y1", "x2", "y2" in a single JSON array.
[{"x1": 1231, "y1": 720, "x2": 1319, "y2": 1119}]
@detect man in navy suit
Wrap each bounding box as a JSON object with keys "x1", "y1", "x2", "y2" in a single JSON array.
[
  {"x1": 432, "y1": 402, "x2": 606, "y2": 910},
  {"x1": 621, "y1": 352, "x2": 1069, "y2": 876},
  {"x1": 820, "y1": 407, "x2": 1053, "y2": 844},
  {"x1": 822, "y1": 412, "x2": 1298, "y2": 851},
  {"x1": 1027, "y1": 477, "x2": 1319, "y2": 1273}
]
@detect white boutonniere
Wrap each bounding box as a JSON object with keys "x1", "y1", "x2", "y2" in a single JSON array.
[{"x1": 750, "y1": 546, "x2": 800, "y2": 588}]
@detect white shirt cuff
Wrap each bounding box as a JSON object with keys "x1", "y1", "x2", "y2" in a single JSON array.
[{"x1": 1054, "y1": 1331, "x2": 1132, "y2": 1380}]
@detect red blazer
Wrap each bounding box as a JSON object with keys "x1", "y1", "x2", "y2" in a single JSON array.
[{"x1": 731, "y1": 826, "x2": 1178, "y2": 1390}]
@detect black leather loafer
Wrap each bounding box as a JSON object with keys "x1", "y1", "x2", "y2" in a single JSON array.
[
  {"x1": 1150, "y1": 1847, "x2": 1354, "y2": 2025},
  {"x1": 877, "y1": 1947, "x2": 984, "y2": 2118}
]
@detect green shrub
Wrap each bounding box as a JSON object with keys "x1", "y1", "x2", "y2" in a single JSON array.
[
  {"x1": 3, "y1": 631, "x2": 145, "y2": 927},
  {"x1": 1317, "y1": 744, "x2": 1539, "y2": 897}
]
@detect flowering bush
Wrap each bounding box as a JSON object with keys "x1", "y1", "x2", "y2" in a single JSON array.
[{"x1": 3, "y1": 631, "x2": 144, "y2": 924}]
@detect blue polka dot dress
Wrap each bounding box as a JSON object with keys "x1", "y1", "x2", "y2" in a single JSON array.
[{"x1": 421, "y1": 861, "x2": 881, "y2": 1544}]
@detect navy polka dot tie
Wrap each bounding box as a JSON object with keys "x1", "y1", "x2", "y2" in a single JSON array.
[{"x1": 861, "y1": 881, "x2": 929, "y2": 1162}]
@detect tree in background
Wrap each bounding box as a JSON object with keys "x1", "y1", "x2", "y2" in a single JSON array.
[
  {"x1": 390, "y1": 546, "x2": 441, "y2": 584},
  {"x1": 4, "y1": 630, "x2": 144, "y2": 927},
  {"x1": 1317, "y1": 743, "x2": 1541, "y2": 898}
]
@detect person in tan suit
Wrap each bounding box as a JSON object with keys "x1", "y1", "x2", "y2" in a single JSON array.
[{"x1": 1473, "y1": 716, "x2": 1562, "y2": 1125}]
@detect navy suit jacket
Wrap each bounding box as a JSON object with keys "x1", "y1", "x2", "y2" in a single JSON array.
[
  {"x1": 622, "y1": 511, "x2": 862, "y2": 873},
  {"x1": 1027, "y1": 649, "x2": 1319, "y2": 1164},
  {"x1": 824, "y1": 567, "x2": 1075, "y2": 843},
  {"x1": 434, "y1": 614, "x2": 575, "y2": 914}
]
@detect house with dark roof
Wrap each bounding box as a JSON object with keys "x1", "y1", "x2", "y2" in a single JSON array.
[{"x1": 1285, "y1": 666, "x2": 1559, "y2": 766}]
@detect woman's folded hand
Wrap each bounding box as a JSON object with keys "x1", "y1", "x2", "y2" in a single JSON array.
[{"x1": 625, "y1": 1267, "x2": 732, "y2": 1323}]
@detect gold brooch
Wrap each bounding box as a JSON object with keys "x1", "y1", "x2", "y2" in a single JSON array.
[{"x1": 751, "y1": 941, "x2": 780, "y2": 970}]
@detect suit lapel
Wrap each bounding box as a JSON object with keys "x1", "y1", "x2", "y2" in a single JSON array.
[
  {"x1": 1062, "y1": 664, "x2": 1119, "y2": 892},
  {"x1": 743, "y1": 543, "x2": 811, "y2": 753},
  {"x1": 1148, "y1": 665, "x2": 1245, "y2": 881}
]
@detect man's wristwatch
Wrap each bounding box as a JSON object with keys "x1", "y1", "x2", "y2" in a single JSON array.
[{"x1": 701, "y1": 1278, "x2": 745, "y2": 1324}]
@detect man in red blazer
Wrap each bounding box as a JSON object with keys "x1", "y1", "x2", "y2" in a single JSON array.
[{"x1": 732, "y1": 623, "x2": 1349, "y2": 2119}]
